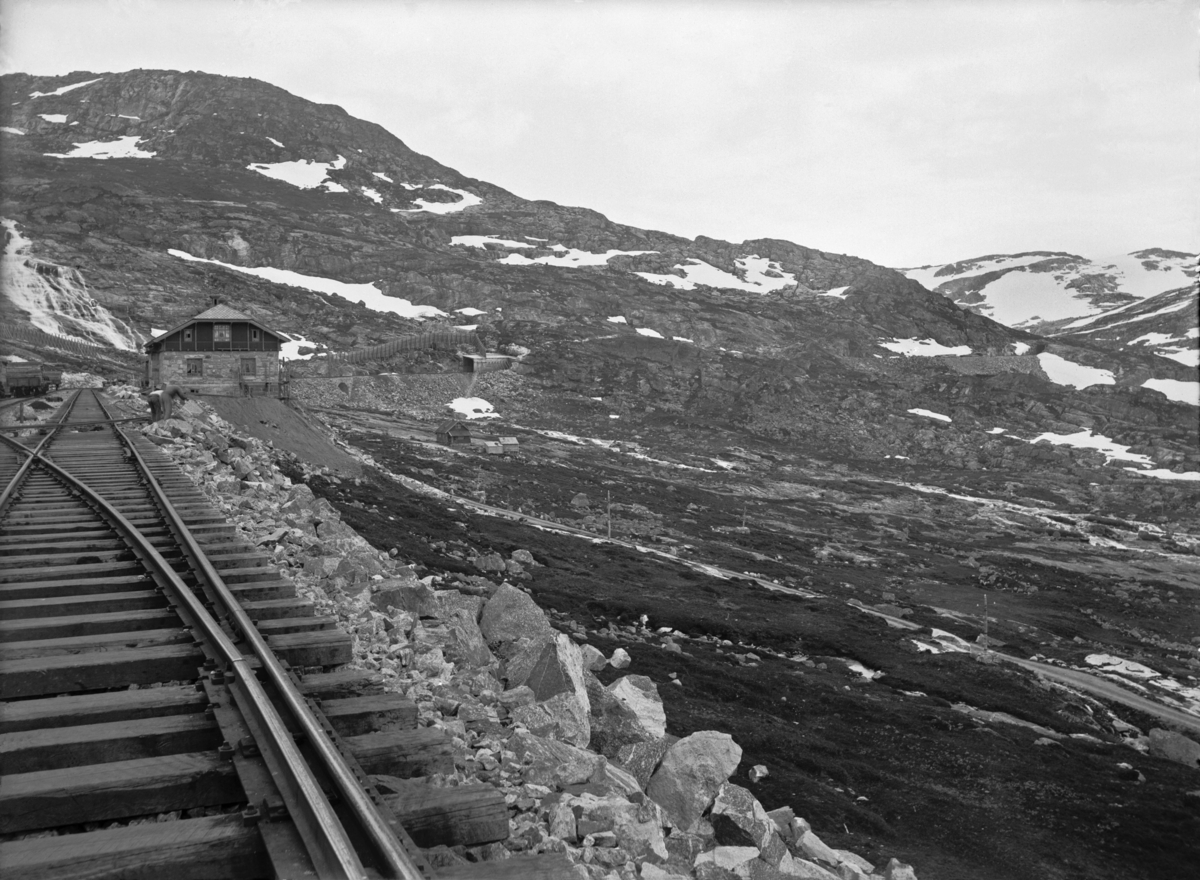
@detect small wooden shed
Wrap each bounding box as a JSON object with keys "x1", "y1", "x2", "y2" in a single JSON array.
[{"x1": 436, "y1": 420, "x2": 473, "y2": 446}]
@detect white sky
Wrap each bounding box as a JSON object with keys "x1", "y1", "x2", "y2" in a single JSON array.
[{"x1": 1, "y1": 0, "x2": 1197, "y2": 267}]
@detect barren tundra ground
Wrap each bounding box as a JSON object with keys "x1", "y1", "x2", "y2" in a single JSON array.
[{"x1": 276, "y1": 401, "x2": 1200, "y2": 880}]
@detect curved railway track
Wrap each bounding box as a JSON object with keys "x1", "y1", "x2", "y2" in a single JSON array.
[{"x1": 0, "y1": 390, "x2": 568, "y2": 879}]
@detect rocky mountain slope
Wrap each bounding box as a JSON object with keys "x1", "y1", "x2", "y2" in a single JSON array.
[
  {"x1": 3, "y1": 69, "x2": 1195, "y2": 466},
  {"x1": 1045, "y1": 284, "x2": 1199, "y2": 367},
  {"x1": 899, "y1": 250, "x2": 1197, "y2": 334}
]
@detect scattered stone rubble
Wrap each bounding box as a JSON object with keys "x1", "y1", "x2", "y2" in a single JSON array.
[{"x1": 141, "y1": 398, "x2": 920, "y2": 879}]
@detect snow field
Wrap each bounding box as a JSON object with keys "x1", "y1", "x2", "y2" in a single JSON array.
[
  {"x1": 167, "y1": 249, "x2": 445, "y2": 319},
  {"x1": 821, "y1": 286, "x2": 850, "y2": 298},
  {"x1": 1029, "y1": 429, "x2": 1152, "y2": 466},
  {"x1": 29, "y1": 77, "x2": 103, "y2": 98},
  {"x1": 606, "y1": 316, "x2": 627, "y2": 324},
  {"x1": 38, "y1": 113, "x2": 68, "y2": 123},
  {"x1": 636, "y1": 255, "x2": 796, "y2": 293},
  {"x1": 907, "y1": 408, "x2": 952, "y2": 422},
  {"x1": 1036, "y1": 353, "x2": 1114, "y2": 388},
  {"x1": 636, "y1": 328, "x2": 664, "y2": 338},
  {"x1": 45, "y1": 136, "x2": 156, "y2": 159},
  {"x1": 395, "y1": 185, "x2": 482, "y2": 215},
  {"x1": 1, "y1": 127, "x2": 24, "y2": 135},
  {"x1": 246, "y1": 154, "x2": 345, "y2": 189},
  {"x1": 448, "y1": 397, "x2": 498, "y2": 419},
  {"x1": 1141, "y1": 378, "x2": 1199, "y2": 406},
  {"x1": 882, "y1": 338, "x2": 972, "y2": 357},
  {"x1": 452, "y1": 235, "x2": 532, "y2": 250},
  {"x1": 500, "y1": 247, "x2": 653, "y2": 268},
  {"x1": 279, "y1": 332, "x2": 323, "y2": 361}
]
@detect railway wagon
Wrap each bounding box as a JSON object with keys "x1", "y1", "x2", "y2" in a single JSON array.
[{"x1": 0, "y1": 360, "x2": 62, "y2": 396}]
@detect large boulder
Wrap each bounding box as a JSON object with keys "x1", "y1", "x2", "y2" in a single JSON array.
[
  {"x1": 709, "y1": 783, "x2": 788, "y2": 867},
  {"x1": 479, "y1": 583, "x2": 555, "y2": 656},
  {"x1": 567, "y1": 791, "x2": 668, "y2": 863},
  {"x1": 370, "y1": 571, "x2": 434, "y2": 615},
  {"x1": 608, "y1": 674, "x2": 667, "y2": 738},
  {"x1": 510, "y1": 690, "x2": 592, "y2": 748},
  {"x1": 505, "y1": 635, "x2": 592, "y2": 746},
  {"x1": 508, "y1": 730, "x2": 604, "y2": 788},
  {"x1": 618, "y1": 738, "x2": 674, "y2": 790},
  {"x1": 1148, "y1": 728, "x2": 1200, "y2": 769},
  {"x1": 647, "y1": 731, "x2": 742, "y2": 832},
  {"x1": 587, "y1": 672, "x2": 656, "y2": 758}
]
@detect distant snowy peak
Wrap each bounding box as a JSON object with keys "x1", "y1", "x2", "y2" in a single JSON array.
[
  {"x1": 1050, "y1": 283, "x2": 1199, "y2": 368},
  {"x1": 899, "y1": 250, "x2": 1197, "y2": 332}
]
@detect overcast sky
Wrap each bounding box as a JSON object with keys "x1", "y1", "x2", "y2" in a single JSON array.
[{"x1": 2, "y1": 0, "x2": 1197, "y2": 266}]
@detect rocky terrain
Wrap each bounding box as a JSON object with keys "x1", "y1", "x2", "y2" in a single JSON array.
[
  {"x1": 114, "y1": 383, "x2": 1200, "y2": 880},
  {"x1": 3, "y1": 68, "x2": 1198, "y2": 879},
  {"x1": 131, "y1": 392, "x2": 925, "y2": 880}
]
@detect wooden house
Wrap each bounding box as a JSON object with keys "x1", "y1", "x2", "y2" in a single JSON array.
[
  {"x1": 144, "y1": 304, "x2": 285, "y2": 395},
  {"x1": 435, "y1": 420, "x2": 473, "y2": 446}
]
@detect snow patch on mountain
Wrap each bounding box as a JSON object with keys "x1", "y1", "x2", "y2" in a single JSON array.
[
  {"x1": 900, "y1": 250, "x2": 1197, "y2": 331},
  {"x1": 1036, "y1": 353, "x2": 1114, "y2": 389},
  {"x1": 635, "y1": 256, "x2": 795, "y2": 293},
  {"x1": 360, "y1": 187, "x2": 382, "y2": 203},
  {"x1": 908, "y1": 408, "x2": 952, "y2": 422},
  {"x1": 881, "y1": 338, "x2": 972, "y2": 357},
  {"x1": 448, "y1": 397, "x2": 498, "y2": 419},
  {"x1": 265, "y1": 136, "x2": 284, "y2": 148},
  {"x1": 1029, "y1": 429, "x2": 1151, "y2": 465},
  {"x1": 636, "y1": 327, "x2": 664, "y2": 338},
  {"x1": 246, "y1": 154, "x2": 346, "y2": 189},
  {"x1": 452, "y1": 235, "x2": 533, "y2": 249},
  {"x1": 394, "y1": 184, "x2": 482, "y2": 214},
  {"x1": 1, "y1": 127, "x2": 24, "y2": 135},
  {"x1": 1141, "y1": 378, "x2": 1199, "y2": 406},
  {"x1": 29, "y1": 77, "x2": 103, "y2": 98},
  {"x1": 607, "y1": 316, "x2": 627, "y2": 324},
  {"x1": 44, "y1": 135, "x2": 156, "y2": 159},
  {"x1": 38, "y1": 113, "x2": 68, "y2": 123},
  {"x1": 455, "y1": 307, "x2": 486, "y2": 317},
  {"x1": 167, "y1": 249, "x2": 445, "y2": 319},
  {"x1": 279, "y1": 332, "x2": 323, "y2": 361},
  {"x1": 372, "y1": 171, "x2": 392, "y2": 182},
  {"x1": 821, "y1": 286, "x2": 850, "y2": 298},
  {"x1": 500, "y1": 247, "x2": 654, "y2": 268}
]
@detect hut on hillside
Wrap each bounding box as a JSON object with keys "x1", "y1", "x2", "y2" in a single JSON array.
[
  {"x1": 436, "y1": 420, "x2": 473, "y2": 446},
  {"x1": 461, "y1": 352, "x2": 514, "y2": 373},
  {"x1": 144, "y1": 303, "x2": 284, "y2": 395}
]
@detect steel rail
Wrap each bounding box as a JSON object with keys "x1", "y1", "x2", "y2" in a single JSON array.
[
  {"x1": 7, "y1": 392, "x2": 372, "y2": 880},
  {"x1": 0, "y1": 389, "x2": 80, "y2": 516},
  {"x1": 106, "y1": 396, "x2": 426, "y2": 879}
]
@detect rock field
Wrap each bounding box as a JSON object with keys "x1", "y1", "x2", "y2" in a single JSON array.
[{"x1": 141, "y1": 395, "x2": 920, "y2": 879}]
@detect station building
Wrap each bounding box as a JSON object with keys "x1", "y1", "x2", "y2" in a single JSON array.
[{"x1": 145, "y1": 304, "x2": 285, "y2": 395}]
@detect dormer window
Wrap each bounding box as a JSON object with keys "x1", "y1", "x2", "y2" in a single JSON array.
[{"x1": 214, "y1": 324, "x2": 231, "y2": 342}]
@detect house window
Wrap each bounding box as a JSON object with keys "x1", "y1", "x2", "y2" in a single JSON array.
[
  {"x1": 241, "y1": 357, "x2": 257, "y2": 375},
  {"x1": 184, "y1": 329, "x2": 193, "y2": 342},
  {"x1": 214, "y1": 324, "x2": 231, "y2": 342},
  {"x1": 186, "y1": 358, "x2": 203, "y2": 376},
  {"x1": 251, "y1": 329, "x2": 260, "y2": 342}
]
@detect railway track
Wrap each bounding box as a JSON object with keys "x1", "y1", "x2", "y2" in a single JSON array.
[{"x1": 0, "y1": 390, "x2": 568, "y2": 879}]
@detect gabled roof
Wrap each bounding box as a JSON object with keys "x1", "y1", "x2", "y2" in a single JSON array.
[
  {"x1": 435, "y1": 420, "x2": 472, "y2": 434},
  {"x1": 191, "y1": 304, "x2": 256, "y2": 322},
  {"x1": 145, "y1": 304, "x2": 282, "y2": 349}
]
